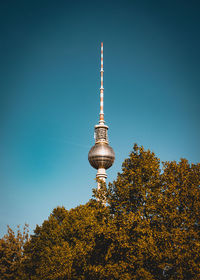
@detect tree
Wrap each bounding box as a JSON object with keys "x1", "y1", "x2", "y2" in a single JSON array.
[
  {"x1": 0, "y1": 224, "x2": 29, "y2": 280},
  {"x1": 23, "y1": 202, "x2": 112, "y2": 280},
  {"x1": 23, "y1": 144, "x2": 198, "y2": 280},
  {"x1": 154, "y1": 159, "x2": 200, "y2": 279},
  {"x1": 104, "y1": 144, "x2": 162, "y2": 279},
  {"x1": 106, "y1": 144, "x2": 200, "y2": 279},
  {"x1": 1, "y1": 144, "x2": 199, "y2": 280}
]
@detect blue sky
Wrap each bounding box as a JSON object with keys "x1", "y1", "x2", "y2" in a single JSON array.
[{"x1": 0, "y1": 0, "x2": 199, "y2": 236}]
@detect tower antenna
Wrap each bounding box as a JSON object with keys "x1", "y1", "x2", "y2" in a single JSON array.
[{"x1": 100, "y1": 42, "x2": 104, "y2": 124}]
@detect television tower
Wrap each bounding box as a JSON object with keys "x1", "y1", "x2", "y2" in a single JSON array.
[{"x1": 88, "y1": 43, "x2": 115, "y2": 189}]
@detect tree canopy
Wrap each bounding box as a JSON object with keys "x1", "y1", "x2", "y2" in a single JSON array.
[
  {"x1": 1, "y1": 144, "x2": 200, "y2": 279},
  {"x1": 0, "y1": 225, "x2": 29, "y2": 280}
]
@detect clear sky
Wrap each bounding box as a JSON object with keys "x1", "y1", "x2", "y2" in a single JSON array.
[{"x1": 0, "y1": 0, "x2": 199, "y2": 236}]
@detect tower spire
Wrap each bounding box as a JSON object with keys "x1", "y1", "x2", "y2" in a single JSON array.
[{"x1": 99, "y1": 42, "x2": 104, "y2": 124}]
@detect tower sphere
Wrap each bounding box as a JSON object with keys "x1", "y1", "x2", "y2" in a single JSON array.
[{"x1": 88, "y1": 143, "x2": 115, "y2": 170}]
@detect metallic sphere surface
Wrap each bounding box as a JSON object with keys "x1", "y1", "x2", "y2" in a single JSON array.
[{"x1": 88, "y1": 143, "x2": 115, "y2": 170}]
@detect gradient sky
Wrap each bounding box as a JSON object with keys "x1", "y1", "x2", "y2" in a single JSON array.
[{"x1": 0, "y1": 0, "x2": 199, "y2": 236}]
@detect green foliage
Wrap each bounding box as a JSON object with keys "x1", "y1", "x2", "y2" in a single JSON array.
[
  {"x1": 155, "y1": 159, "x2": 200, "y2": 279},
  {"x1": 0, "y1": 225, "x2": 29, "y2": 280},
  {"x1": 0, "y1": 144, "x2": 199, "y2": 279},
  {"x1": 23, "y1": 202, "x2": 112, "y2": 279},
  {"x1": 105, "y1": 145, "x2": 200, "y2": 279}
]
